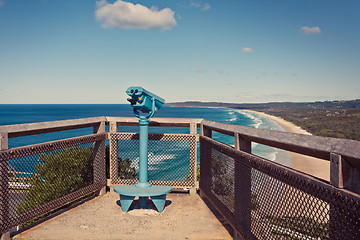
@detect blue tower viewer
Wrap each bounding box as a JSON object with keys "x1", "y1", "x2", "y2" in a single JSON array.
[{"x1": 113, "y1": 87, "x2": 172, "y2": 212}]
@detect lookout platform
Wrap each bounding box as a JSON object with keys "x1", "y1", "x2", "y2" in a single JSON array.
[
  {"x1": 13, "y1": 191, "x2": 232, "y2": 240},
  {"x1": 1, "y1": 116, "x2": 360, "y2": 239}
]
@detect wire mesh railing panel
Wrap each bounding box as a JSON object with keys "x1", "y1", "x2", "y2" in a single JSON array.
[
  {"x1": 110, "y1": 133, "x2": 197, "y2": 188},
  {"x1": 249, "y1": 169, "x2": 330, "y2": 239},
  {"x1": 210, "y1": 149, "x2": 235, "y2": 212},
  {"x1": 200, "y1": 136, "x2": 360, "y2": 240},
  {"x1": 0, "y1": 133, "x2": 106, "y2": 234}
]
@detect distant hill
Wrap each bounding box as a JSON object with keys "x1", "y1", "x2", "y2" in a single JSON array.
[
  {"x1": 167, "y1": 99, "x2": 360, "y2": 141},
  {"x1": 167, "y1": 99, "x2": 360, "y2": 110}
]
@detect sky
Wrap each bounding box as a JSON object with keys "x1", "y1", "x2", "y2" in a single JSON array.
[{"x1": 0, "y1": 0, "x2": 359, "y2": 104}]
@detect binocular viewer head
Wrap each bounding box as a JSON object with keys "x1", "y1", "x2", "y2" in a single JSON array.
[{"x1": 126, "y1": 86, "x2": 165, "y2": 115}]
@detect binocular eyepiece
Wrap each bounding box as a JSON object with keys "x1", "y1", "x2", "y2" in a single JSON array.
[
  {"x1": 127, "y1": 98, "x2": 138, "y2": 105},
  {"x1": 129, "y1": 89, "x2": 138, "y2": 94},
  {"x1": 126, "y1": 86, "x2": 165, "y2": 117}
]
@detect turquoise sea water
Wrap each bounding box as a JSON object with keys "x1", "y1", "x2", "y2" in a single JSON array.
[{"x1": 0, "y1": 104, "x2": 291, "y2": 174}]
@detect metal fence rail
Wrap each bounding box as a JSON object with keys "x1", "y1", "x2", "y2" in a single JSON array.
[
  {"x1": 200, "y1": 136, "x2": 360, "y2": 240},
  {"x1": 1, "y1": 116, "x2": 360, "y2": 240},
  {"x1": 0, "y1": 117, "x2": 201, "y2": 238},
  {"x1": 0, "y1": 133, "x2": 106, "y2": 234},
  {"x1": 110, "y1": 132, "x2": 197, "y2": 188}
]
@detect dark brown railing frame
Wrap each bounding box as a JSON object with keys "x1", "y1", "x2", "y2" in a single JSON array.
[
  {"x1": 200, "y1": 119, "x2": 360, "y2": 239},
  {"x1": 0, "y1": 116, "x2": 360, "y2": 239},
  {"x1": 0, "y1": 116, "x2": 202, "y2": 238}
]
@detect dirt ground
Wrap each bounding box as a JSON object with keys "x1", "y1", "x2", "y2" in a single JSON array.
[{"x1": 13, "y1": 191, "x2": 233, "y2": 240}]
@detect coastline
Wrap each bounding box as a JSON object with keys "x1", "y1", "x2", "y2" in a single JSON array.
[
  {"x1": 243, "y1": 110, "x2": 330, "y2": 181},
  {"x1": 243, "y1": 110, "x2": 312, "y2": 135}
]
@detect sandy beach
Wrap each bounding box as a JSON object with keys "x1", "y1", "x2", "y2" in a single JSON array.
[{"x1": 243, "y1": 110, "x2": 330, "y2": 181}]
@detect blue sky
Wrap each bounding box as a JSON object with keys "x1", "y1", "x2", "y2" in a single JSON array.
[{"x1": 0, "y1": 0, "x2": 359, "y2": 104}]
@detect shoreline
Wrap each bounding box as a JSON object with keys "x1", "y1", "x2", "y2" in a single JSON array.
[
  {"x1": 243, "y1": 110, "x2": 312, "y2": 135},
  {"x1": 243, "y1": 110, "x2": 330, "y2": 181}
]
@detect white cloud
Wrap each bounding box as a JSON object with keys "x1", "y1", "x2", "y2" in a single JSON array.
[
  {"x1": 241, "y1": 48, "x2": 255, "y2": 53},
  {"x1": 189, "y1": 1, "x2": 210, "y2": 11},
  {"x1": 189, "y1": 1, "x2": 200, "y2": 8},
  {"x1": 0, "y1": 0, "x2": 4, "y2": 7},
  {"x1": 299, "y1": 26, "x2": 321, "y2": 35},
  {"x1": 95, "y1": 0, "x2": 177, "y2": 30},
  {"x1": 202, "y1": 3, "x2": 211, "y2": 11}
]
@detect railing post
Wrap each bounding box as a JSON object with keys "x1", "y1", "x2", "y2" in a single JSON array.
[
  {"x1": 0, "y1": 133, "x2": 10, "y2": 240},
  {"x1": 93, "y1": 122, "x2": 106, "y2": 196},
  {"x1": 190, "y1": 123, "x2": 197, "y2": 135},
  {"x1": 109, "y1": 121, "x2": 117, "y2": 134},
  {"x1": 330, "y1": 153, "x2": 347, "y2": 188},
  {"x1": 199, "y1": 137, "x2": 210, "y2": 199},
  {"x1": 201, "y1": 124, "x2": 212, "y2": 138},
  {"x1": 199, "y1": 123, "x2": 211, "y2": 199},
  {"x1": 329, "y1": 152, "x2": 359, "y2": 238},
  {"x1": 234, "y1": 132, "x2": 253, "y2": 239},
  {"x1": 329, "y1": 152, "x2": 342, "y2": 238},
  {"x1": 189, "y1": 123, "x2": 197, "y2": 195},
  {"x1": 234, "y1": 133, "x2": 251, "y2": 153},
  {"x1": 109, "y1": 121, "x2": 118, "y2": 192}
]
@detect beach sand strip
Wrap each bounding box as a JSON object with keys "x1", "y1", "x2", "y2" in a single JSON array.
[{"x1": 243, "y1": 110, "x2": 329, "y2": 181}]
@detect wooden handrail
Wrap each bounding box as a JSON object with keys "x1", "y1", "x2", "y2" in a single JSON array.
[
  {"x1": 105, "y1": 117, "x2": 203, "y2": 127},
  {"x1": 201, "y1": 119, "x2": 360, "y2": 168},
  {"x1": 1, "y1": 116, "x2": 359, "y2": 168},
  {"x1": 0, "y1": 117, "x2": 203, "y2": 138},
  {"x1": 0, "y1": 117, "x2": 107, "y2": 138}
]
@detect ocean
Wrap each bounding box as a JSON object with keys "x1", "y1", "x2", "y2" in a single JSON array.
[{"x1": 0, "y1": 104, "x2": 291, "y2": 172}]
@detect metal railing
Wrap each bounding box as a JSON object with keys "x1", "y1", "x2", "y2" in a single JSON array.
[
  {"x1": 0, "y1": 117, "x2": 108, "y2": 236},
  {"x1": 1, "y1": 116, "x2": 360, "y2": 240},
  {"x1": 200, "y1": 119, "x2": 360, "y2": 239},
  {"x1": 0, "y1": 116, "x2": 201, "y2": 237},
  {"x1": 106, "y1": 117, "x2": 201, "y2": 190},
  {"x1": 109, "y1": 132, "x2": 197, "y2": 188},
  {"x1": 0, "y1": 133, "x2": 106, "y2": 234}
]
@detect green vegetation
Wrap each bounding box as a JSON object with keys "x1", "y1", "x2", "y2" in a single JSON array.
[
  {"x1": 18, "y1": 146, "x2": 137, "y2": 215},
  {"x1": 250, "y1": 194, "x2": 259, "y2": 211},
  {"x1": 261, "y1": 107, "x2": 360, "y2": 141},
  {"x1": 117, "y1": 158, "x2": 137, "y2": 179},
  {"x1": 196, "y1": 164, "x2": 200, "y2": 181},
  {"x1": 185, "y1": 164, "x2": 200, "y2": 182},
  {"x1": 211, "y1": 153, "x2": 234, "y2": 196},
  {"x1": 105, "y1": 146, "x2": 137, "y2": 180},
  {"x1": 211, "y1": 152, "x2": 258, "y2": 211},
  {"x1": 17, "y1": 147, "x2": 94, "y2": 214},
  {"x1": 168, "y1": 99, "x2": 360, "y2": 141},
  {"x1": 266, "y1": 216, "x2": 329, "y2": 239}
]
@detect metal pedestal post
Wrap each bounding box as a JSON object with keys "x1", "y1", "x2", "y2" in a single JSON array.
[{"x1": 114, "y1": 117, "x2": 172, "y2": 212}]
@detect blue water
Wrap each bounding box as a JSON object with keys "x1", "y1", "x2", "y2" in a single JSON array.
[{"x1": 0, "y1": 104, "x2": 291, "y2": 175}]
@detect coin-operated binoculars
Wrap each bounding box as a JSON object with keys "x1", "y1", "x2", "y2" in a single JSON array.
[
  {"x1": 114, "y1": 87, "x2": 172, "y2": 212},
  {"x1": 126, "y1": 86, "x2": 165, "y2": 119}
]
